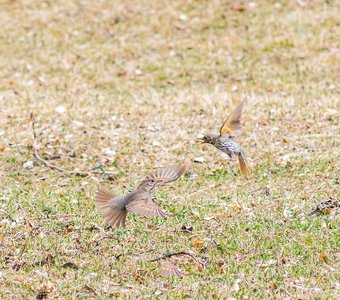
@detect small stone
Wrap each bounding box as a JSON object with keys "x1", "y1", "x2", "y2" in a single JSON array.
[
  {"x1": 169, "y1": 50, "x2": 176, "y2": 57},
  {"x1": 283, "y1": 208, "x2": 293, "y2": 219},
  {"x1": 135, "y1": 69, "x2": 142, "y2": 76},
  {"x1": 87, "y1": 272, "x2": 97, "y2": 281},
  {"x1": 281, "y1": 155, "x2": 290, "y2": 162},
  {"x1": 64, "y1": 134, "x2": 74, "y2": 142},
  {"x1": 103, "y1": 148, "x2": 116, "y2": 157},
  {"x1": 232, "y1": 278, "x2": 242, "y2": 292},
  {"x1": 55, "y1": 105, "x2": 66, "y2": 114},
  {"x1": 189, "y1": 172, "x2": 198, "y2": 180},
  {"x1": 23, "y1": 160, "x2": 34, "y2": 169},
  {"x1": 248, "y1": 2, "x2": 257, "y2": 9},
  {"x1": 73, "y1": 120, "x2": 84, "y2": 127},
  {"x1": 22, "y1": 80, "x2": 34, "y2": 87},
  {"x1": 191, "y1": 210, "x2": 200, "y2": 217},
  {"x1": 35, "y1": 270, "x2": 48, "y2": 278},
  {"x1": 179, "y1": 13, "x2": 188, "y2": 21}
]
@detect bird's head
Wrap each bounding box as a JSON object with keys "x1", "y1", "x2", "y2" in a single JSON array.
[
  {"x1": 197, "y1": 134, "x2": 217, "y2": 145},
  {"x1": 138, "y1": 178, "x2": 163, "y2": 193}
]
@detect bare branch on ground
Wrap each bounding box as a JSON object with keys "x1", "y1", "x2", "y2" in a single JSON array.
[{"x1": 30, "y1": 113, "x2": 118, "y2": 177}]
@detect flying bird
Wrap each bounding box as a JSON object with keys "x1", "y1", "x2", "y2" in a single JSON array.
[
  {"x1": 95, "y1": 165, "x2": 186, "y2": 228},
  {"x1": 199, "y1": 100, "x2": 250, "y2": 176}
]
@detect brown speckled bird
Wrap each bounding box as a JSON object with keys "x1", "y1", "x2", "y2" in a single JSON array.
[
  {"x1": 199, "y1": 100, "x2": 250, "y2": 176},
  {"x1": 95, "y1": 165, "x2": 186, "y2": 228}
]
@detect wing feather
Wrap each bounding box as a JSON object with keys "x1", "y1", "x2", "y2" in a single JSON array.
[
  {"x1": 146, "y1": 164, "x2": 186, "y2": 184},
  {"x1": 126, "y1": 194, "x2": 167, "y2": 219},
  {"x1": 94, "y1": 188, "x2": 127, "y2": 228},
  {"x1": 220, "y1": 100, "x2": 245, "y2": 137}
]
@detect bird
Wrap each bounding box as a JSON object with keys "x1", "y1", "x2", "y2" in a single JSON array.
[
  {"x1": 95, "y1": 164, "x2": 186, "y2": 228},
  {"x1": 198, "y1": 100, "x2": 250, "y2": 176}
]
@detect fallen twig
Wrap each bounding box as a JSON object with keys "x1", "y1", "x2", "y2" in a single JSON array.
[
  {"x1": 30, "y1": 113, "x2": 118, "y2": 177},
  {"x1": 202, "y1": 237, "x2": 223, "y2": 254},
  {"x1": 148, "y1": 251, "x2": 206, "y2": 268},
  {"x1": 115, "y1": 248, "x2": 155, "y2": 260}
]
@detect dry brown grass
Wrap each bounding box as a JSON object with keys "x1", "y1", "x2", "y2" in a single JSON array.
[{"x1": 0, "y1": 0, "x2": 339, "y2": 299}]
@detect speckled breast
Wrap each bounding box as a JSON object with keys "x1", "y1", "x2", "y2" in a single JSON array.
[{"x1": 215, "y1": 137, "x2": 242, "y2": 155}]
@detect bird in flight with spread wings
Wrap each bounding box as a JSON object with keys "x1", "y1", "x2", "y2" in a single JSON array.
[
  {"x1": 198, "y1": 100, "x2": 250, "y2": 176},
  {"x1": 95, "y1": 165, "x2": 186, "y2": 228}
]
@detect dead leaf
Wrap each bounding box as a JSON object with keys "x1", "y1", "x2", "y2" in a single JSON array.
[
  {"x1": 180, "y1": 225, "x2": 193, "y2": 233},
  {"x1": 62, "y1": 262, "x2": 79, "y2": 270},
  {"x1": 83, "y1": 285, "x2": 97, "y2": 296},
  {"x1": 117, "y1": 70, "x2": 127, "y2": 77},
  {"x1": 25, "y1": 219, "x2": 35, "y2": 228},
  {"x1": 226, "y1": 35, "x2": 236, "y2": 43},
  {"x1": 228, "y1": 201, "x2": 242, "y2": 212},
  {"x1": 192, "y1": 240, "x2": 204, "y2": 249},
  {"x1": 259, "y1": 259, "x2": 277, "y2": 268},
  {"x1": 159, "y1": 260, "x2": 183, "y2": 277},
  {"x1": 310, "y1": 198, "x2": 339, "y2": 215},
  {"x1": 219, "y1": 262, "x2": 228, "y2": 274},
  {"x1": 232, "y1": 278, "x2": 242, "y2": 292},
  {"x1": 38, "y1": 281, "x2": 54, "y2": 292},
  {"x1": 319, "y1": 253, "x2": 328, "y2": 263},
  {"x1": 269, "y1": 280, "x2": 277, "y2": 290},
  {"x1": 36, "y1": 292, "x2": 48, "y2": 300},
  {"x1": 231, "y1": 4, "x2": 247, "y2": 12},
  {"x1": 44, "y1": 254, "x2": 54, "y2": 265},
  {"x1": 191, "y1": 210, "x2": 200, "y2": 217}
]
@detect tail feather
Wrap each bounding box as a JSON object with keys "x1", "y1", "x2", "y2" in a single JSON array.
[
  {"x1": 238, "y1": 151, "x2": 250, "y2": 176},
  {"x1": 95, "y1": 189, "x2": 127, "y2": 228},
  {"x1": 113, "y1": 211, "x2": 127, "y2": 228}
]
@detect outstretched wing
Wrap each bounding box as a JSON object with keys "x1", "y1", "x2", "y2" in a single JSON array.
[
  {"x1": 126, "y1": 193, "x2": 167, "y2": 218},
  {"x1": 219, "y1": 100, "x2": 245, "y2": 137},
  {"x1": 95, "y1": 189, "x2": 128, "y2": 228},
  {"x1": 146, "y1": 164, "x2": 186, "y2": 184}
]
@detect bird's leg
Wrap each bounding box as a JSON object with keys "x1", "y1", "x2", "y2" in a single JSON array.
[
  {"x1": 220, "y1": 153, "x2": 236, "y2": 177},
  {"x1": 227, "y1": 160, "x2": 237, "y2": 178},
  {"x1": 224, "y1": 153, "x2": 237, "y2": 177}
]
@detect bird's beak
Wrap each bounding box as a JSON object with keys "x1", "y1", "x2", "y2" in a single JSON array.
[{"x1": 197, "y1": 137, "x2": 205, "y2": 144}]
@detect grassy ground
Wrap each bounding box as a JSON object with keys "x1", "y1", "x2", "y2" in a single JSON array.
[{"x1": 0, "y1": 0, "x2": 339, "y2": 299}]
